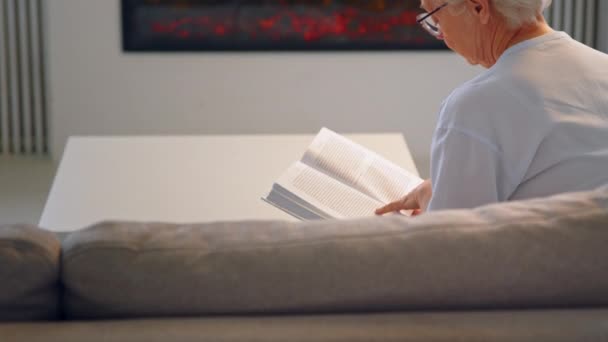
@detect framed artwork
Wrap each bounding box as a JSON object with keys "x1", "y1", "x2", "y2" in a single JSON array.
[{"x1": 122, "y1": 0, "x2": 446, "y2": 51}]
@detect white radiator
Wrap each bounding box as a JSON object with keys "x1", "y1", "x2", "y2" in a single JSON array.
[
  {"x1": 546, "y1": 0, "x2": 598, "y2": 48},
  {"x1": 0, "y1": 0, "x2": 47, "y2": 156}
]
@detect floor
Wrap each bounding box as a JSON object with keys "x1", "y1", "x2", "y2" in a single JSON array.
[{"x1": 0, "y1": 157, "x2": 58, "y2": 226}]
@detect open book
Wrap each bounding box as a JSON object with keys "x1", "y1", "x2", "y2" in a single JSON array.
[{"x1": 262, "y1": 128, "x2": 423, "y2": 220}]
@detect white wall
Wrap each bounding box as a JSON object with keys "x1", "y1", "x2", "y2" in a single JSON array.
[{"x1": 46, "y1": 0, "x2": 481, "y2": 177}]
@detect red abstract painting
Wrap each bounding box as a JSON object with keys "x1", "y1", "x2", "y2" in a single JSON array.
[{"x1": 122, "y1": 0, "x2": 446, "y2": 51}]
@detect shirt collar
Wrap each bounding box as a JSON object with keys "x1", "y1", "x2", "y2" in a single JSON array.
[{"x1": 496, "y1": 31, "x2": 569, "y2": 64}]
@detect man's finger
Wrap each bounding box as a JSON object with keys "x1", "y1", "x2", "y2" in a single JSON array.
[
  {"x1": 375, "y1": 200, "x2": 403, "y2": 215},
  {"x1": 375, "y1": 193, "x2": 422, "y2": 215}
]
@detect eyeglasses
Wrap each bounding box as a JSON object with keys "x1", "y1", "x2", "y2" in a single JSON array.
[{"x1": 416, "y1": 2, "x2": 449, "y2": 38}]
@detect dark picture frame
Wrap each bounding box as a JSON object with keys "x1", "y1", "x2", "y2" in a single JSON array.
[{"x1": 122, "y1": 0, "x2": 447, "y2": 52}]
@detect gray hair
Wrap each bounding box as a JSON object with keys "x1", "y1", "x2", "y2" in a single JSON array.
[{"x1": 492, "y1": 0, "x2": 553, "y2": 27}]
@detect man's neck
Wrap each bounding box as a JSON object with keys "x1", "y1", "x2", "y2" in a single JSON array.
[
  {"x1": 505, "y1": 20, "x2": 554, "y2": 51},
  {"x1": 484, "y1": 17, "x2": 554, "y2": 68}
]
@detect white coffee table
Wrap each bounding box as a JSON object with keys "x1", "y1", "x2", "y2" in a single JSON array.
[{"x1": 40, "y1": 134, "x2": 418, "y2": 232}]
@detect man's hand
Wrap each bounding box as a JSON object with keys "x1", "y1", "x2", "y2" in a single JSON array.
[{"x1": 375, "y1": 179, "x2": 432, "y2": 216}]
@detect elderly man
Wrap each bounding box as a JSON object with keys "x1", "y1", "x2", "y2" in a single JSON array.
[{"x1": 377, "y1": 0, "x2": 608, "y2": 215}]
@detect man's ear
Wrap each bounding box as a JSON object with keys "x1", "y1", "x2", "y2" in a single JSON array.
[{"x1": 466, "y1": 0, "x2": 491, "y2": 24}]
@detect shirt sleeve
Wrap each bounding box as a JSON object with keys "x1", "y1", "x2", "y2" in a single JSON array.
[{"x1": 427, "y1": 126, "x2": 508, "y2": 211}]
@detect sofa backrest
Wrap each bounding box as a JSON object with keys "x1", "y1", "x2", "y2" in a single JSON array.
[
  {"x1": 0, "y1": 225, "x2": 61, "y2": 321},
  {"x1": 59, "y1": 186, "x2": 608, "y2": 320}
]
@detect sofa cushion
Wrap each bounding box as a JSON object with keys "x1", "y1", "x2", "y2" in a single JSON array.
[
  {"x1": 0, "y1": 225, "x2": 61, "y2": 321},
  {"x1": 62, "y1": 186, "x2": 608, "y2": 319}
]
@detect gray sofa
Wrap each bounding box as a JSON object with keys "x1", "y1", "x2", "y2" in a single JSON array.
[{"x1": 1, "y1": 186, "x2": 608, "y2": 341}]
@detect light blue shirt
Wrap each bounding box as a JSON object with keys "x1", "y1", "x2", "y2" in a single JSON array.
[{"x1": 428, "y1": 32, "x2": 608, "y2": 211}]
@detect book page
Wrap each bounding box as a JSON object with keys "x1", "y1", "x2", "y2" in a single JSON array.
[
  {"x1": 302, "y1": 128, "x2": 423, "y2": 204},
  {"x1": 276, "y1": 161, "x2": 383, "y2": 219}
]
